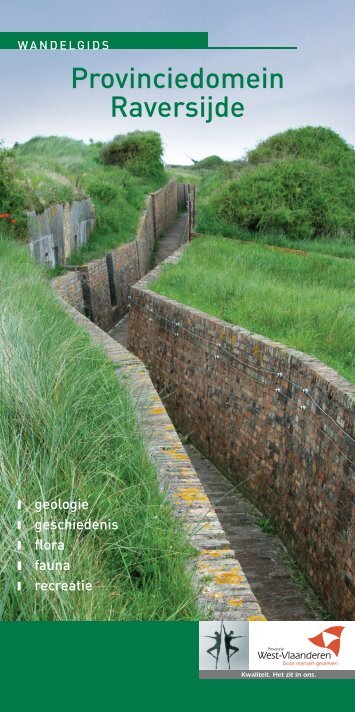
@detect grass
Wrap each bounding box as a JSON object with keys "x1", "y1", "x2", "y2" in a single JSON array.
[
  {"x1": 281, "y1": 552, "x2": 331, "y2": 620},
  {"x1": 14, "y1": 136, "x2": 167, "y2": 263},
  {"x1": 166, "y1": 166, "x2": 200, "y2": 185},
  {"x1": 255, "y1": 517, "x2": 278, "y2": 536},
  {"x1": 0, "y1": 230, "x2": 199, "y2": 621},
  {"x1": 151, "y1": 236, "x2": 355, "y2": 383},
  {"x1": 241, "y1": 498, "x2": 330, "y2": 618},
  {"x1": 202, "y1": 224, "x2": 355, "y2": 259}
]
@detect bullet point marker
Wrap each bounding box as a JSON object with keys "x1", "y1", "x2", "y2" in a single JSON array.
[
  {"x1": 17, "y1": 561, "x2": 22, "y2": 571},
  {"x1": 17, "y1": 521, "x2": 21, "y2": 530},
  {"x1": 17, "y1": 582, "x2": 21, "y2": 591},
  {"x1": 17, "y1": 499, "x2": 22, "y2": 510},
  {"x1": 17, "y1": 541, "x2": 21, "y2": 551}
]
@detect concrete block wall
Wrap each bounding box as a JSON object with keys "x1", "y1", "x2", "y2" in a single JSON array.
[
  {"x1": 127, "y1": 247, "x2": 355, "y2": 620},
  {"x1": 65, "y1": 199, "x2": 96, "y2": 258},
  {"x1": 28, "y1": 199, "x2": 95, "y2": 267}
]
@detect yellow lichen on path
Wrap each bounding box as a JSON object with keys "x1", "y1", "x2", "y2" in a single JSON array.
[
  {"x1": 163, "y1": 447, "x2": 190, "y2": 460},
  {"x1": 150, "y1": 405, "x2": 166, "y2": 415},
  {"x1": 200, "y1": 548, "x2": 230, "y2": 557},
  {"x1": 174, "y1": 486, "x2": 209, "y2": 504},
  {"x1": 213, "y1": 567, "x2": 243, "y2": 585},
  {"x1": 229, "y1": 598, "x2": 244, "y2": 607}
]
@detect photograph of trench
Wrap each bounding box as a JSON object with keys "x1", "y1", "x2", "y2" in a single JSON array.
[{"x1": 1, "y1": 127, "x2": 354, "y2": 622}]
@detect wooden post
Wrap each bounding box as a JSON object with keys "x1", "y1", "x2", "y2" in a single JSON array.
[{"x1": 188, "y1": 199, "x2": 192, "y2": 242}]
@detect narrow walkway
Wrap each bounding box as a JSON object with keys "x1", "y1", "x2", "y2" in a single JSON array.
[
  {"x1": 185, "y1": 444, "x2": 317, "y2": 620},
  {"x1": 155, "y1": 212, "x2": 188, "y2": 265},
  {"x1": 109, "y1": 314, "x2": 129, "y2": 348},
  {"x1": 109, "y1": 211, "x2": 188, "y2": 348},
  {"x1": 109, "y1": 212, "x2": 318, "y2": 620}
]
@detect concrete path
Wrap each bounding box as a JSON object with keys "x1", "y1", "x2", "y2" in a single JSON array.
[
  {"x1": 109, "y1": 314, "x2": 129, "y2": 348},
  {"x1": 154, "y1": 212, "x2": 188, "y2": 265}
]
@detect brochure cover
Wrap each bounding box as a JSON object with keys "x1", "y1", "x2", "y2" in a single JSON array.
[{"x1": 0, "y1": 0, "x2": 354, "y2": 703}]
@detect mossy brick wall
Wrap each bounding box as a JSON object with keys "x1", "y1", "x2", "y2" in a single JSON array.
[
  {"x1": 127, "y1": 250, "x2": 355, "y2": 619},
  {"x1": 53, "y1": 181, "x2": 180, "y2": 331}
]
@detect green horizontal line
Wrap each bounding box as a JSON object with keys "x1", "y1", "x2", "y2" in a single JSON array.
[
  {"x1": 209, "y1": 46, "x2": 298, "y2": 50},
  {"x1": 0, "y1": 33, "x2": 297, "y2": 51}
]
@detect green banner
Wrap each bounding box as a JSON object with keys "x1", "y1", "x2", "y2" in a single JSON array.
[
  {"x1": 0, "y1": 32, "x2": 208, "y2": 49},
  {"x1": 0, "y1": 621, "x2": 348, "y2": 703}
]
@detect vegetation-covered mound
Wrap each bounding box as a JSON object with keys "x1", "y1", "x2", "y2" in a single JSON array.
[
  {"x1": 247, "y1": 126, "x2": 354, "y2": 166},
  {"x1": 8, "y1": 134, "x2": 167, "y2": 261},
  {"x1": 191, "y1": 155, "x2": 224, "y2": 170},
  {"x1": 199, "y1": 127, "x2": 355, "y2": 241}
]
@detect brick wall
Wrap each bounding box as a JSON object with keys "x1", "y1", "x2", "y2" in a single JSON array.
[
  {"x1": 136, "y1": 197, "x2": 155, "y2": 276},
  {"x1": 51, "y1": 270, "x2": 84, "y2": 313},
  {"x1": 79, "y1": 258, "x2": 114, "y2": 331},
  {"x1": 52, "y1": 180, "x2": 180, "y2": 331},
  {"x1": 152, "y1": 180, "x2": 178, "y2": 236},
  {"x1": 127, "y1": 249, "x2": 355, "y2": 619},
  {"x1": 61, "y1": 299, "x2": 264, "y2": 621}
]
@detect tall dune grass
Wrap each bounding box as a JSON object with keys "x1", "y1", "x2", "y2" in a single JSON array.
[{"x1": 0, "y1": 232, "x2": 199, "y2": 620}]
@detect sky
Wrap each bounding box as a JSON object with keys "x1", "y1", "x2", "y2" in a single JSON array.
[{"x1": 1, "y1": 0, "x2": 354, "y2": 163}]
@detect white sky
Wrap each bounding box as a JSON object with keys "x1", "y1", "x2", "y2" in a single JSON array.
[{"x1": 1, "y1": 0, "x2": 354, "y2": 163}]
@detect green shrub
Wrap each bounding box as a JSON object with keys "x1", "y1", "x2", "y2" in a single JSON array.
[
  {"x1": 101, "y1": 131, "x2": 164, "y2": 180},
  {"x1": 203, "y1": 127, "x2": 355, "y2": 241},
  {"x1": 213, "y1": 159, "x2": 354, "y2": 239}
]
